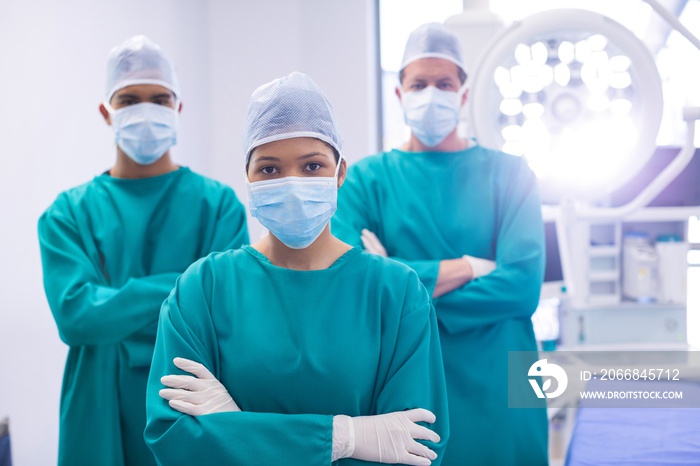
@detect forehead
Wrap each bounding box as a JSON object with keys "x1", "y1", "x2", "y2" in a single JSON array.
[
  {"x1": 249, "y1": 137, "x2": 334, "y2": 162},
  {"x1": 111, "y1": 84, "x2": 175, "y2": 101},
  {"x1": 402, "y1": 58, "x2": 461, "y2": 81}
]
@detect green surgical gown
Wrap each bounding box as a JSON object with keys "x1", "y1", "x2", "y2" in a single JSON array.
[
  {"x1": 38, "y1": 167, "x2": 249, "y2": 466},
  {"x1": 332, "y1": 146, "x2": 549, "y2": 466},
  {"x1": 145, "y1": 245, "x2": 449, "y2": 465}
]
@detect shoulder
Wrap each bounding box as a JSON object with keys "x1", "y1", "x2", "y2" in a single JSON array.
[
  {"x1": 353, "y1": 251, "x2": 431, "y2": 309},
  {"x1": 180, "y1": 248, "x2": 246, "y2": 282},
  {"x1": 181, "y1": 169, "x2": 237, "y2": 195},
  {"x1": 347, "y1": 151, "x2": 395, "y2": 175},
  {"x1": 477, "y1": 146, "x2": 532, "y2": 172},
  {"x1": 39, "y1": 179, "x2": 98, "y2": 224},
  {"x1": 179, "y1": 170, "x2": 244, "y2": 210}
]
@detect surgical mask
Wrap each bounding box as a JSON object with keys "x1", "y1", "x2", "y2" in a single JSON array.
[
  {"x1": 106, "y1": 102, "x2": 178, "y2": 165},
  {"x1": 247, "y1": 160, "x2": 341, "y2": 249},
  {"x1": 401, "y1": 85, "x2": 464, "y2": 147}
]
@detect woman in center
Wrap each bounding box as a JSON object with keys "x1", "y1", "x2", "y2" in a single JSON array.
[{"x1": 145, "y1": 72, "x2": 449, "y2": 465}]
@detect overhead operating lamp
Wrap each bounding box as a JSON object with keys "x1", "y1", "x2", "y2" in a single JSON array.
[
  {"x1": 466, "y1": 5, "x2": 700, "y2": 302},
  {"x1": 468, "y1": 8, "x2": 663, "y2": 201}
]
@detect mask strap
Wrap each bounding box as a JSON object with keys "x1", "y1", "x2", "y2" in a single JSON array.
[
  {"x1": 458, "y1": 82, "x2": 469, "y2": 98},
  {"x1": 334, "y1": 155, "x2": 343, "y2": 177},
  {"x1": 103, "y1": 101, "x2": 116, "y2": 115}
]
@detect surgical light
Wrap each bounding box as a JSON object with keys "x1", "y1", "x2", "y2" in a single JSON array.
[{"x1": 469, "y1": 9, "x2": 662, "y2": 200}]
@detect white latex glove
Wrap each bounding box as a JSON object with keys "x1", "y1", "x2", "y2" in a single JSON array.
[
  {"x1": 463, "y1": 254, "x2": 496, "y2": 279},
  {"x1": 159, "y1": 357, "x2": 241, "y2": 416},
  {"x1": 333, "y1": 409, "x2": 440, "y2": 465},
  {"x1": 361, "y1": 229, "x2": 388, "y2": 257}
]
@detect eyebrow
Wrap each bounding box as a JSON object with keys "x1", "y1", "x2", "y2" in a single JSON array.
[
  {"x1": 252, "y1": 151, "x2": 331, "y2": 164},
  {"x1": 115, "y1": 93, "x2": 174, "y2": 101}
]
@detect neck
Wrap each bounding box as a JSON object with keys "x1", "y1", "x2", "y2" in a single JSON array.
[
  {"x1": 110, "y1": 149, "x2": 179, "y2": 179},
  {"x1": 253, "y1": 226, "x2": 351, "y2": 271},
  {"x1": 401, "y1": 130, "x2": 469, "y2": 153}
]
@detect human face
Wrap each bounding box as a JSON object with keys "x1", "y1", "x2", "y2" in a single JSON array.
[
  {"x1": 247, "y1": 137, "x2": 345, "y2": 186},
  {"x1": 100, "y1": 84, "x2": 180, "y2": 123},
  {"x1": 398, "y1": 58, "x2": 467, "y2": 105}
]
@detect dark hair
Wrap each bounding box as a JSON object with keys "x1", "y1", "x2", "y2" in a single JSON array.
[{"x1": 399, "y1": 66, "x2": 467, "y2": 86}]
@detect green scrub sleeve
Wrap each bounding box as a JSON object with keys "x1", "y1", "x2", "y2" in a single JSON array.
[
  {"x1": 208, "y1": 187, "x2": 250, "y2": 251},
  {"x1": 334, "y1": 168, "x2": 444, "y2": 293},
  {"x1": 333, "y1": 169, "x2": 382, "y2": 248},
  {"x1": 372, "y1": 297, "x2": 450, "y2": 464},
  {"x1": 387, "y1": 258, "x2": 440, "y2": 296},
  {"x1": 433, "y1": 160, "x2": 545, "y2": 333},
  {"x1": 38, "y1": 206, "x2": 181, "y2": 347},
  {"x1": 146, "y1": 262, "x2": 448, "y2": 465},
  {"x1": 146, "y1": 279, "x2": 336, "y2": 465}
]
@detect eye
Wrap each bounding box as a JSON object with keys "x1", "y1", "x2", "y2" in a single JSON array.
[
  {"x1": 260, "y1": 166, "x2": 279, "y2": 175},
  {"x1": 438, "y1": 82, "x2": 453, "y2": 90},
  {"x1": 304, "y1": 162, "x2": 323, "y2": 172},
  {"x1": 410, "y1": 83, "x2": 426, "y2": 91}
]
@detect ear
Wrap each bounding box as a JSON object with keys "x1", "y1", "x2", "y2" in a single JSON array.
[
  {"x1": 99, "y1": 103, "x2": 112, "y2": 125},
  {"x1": 460, "y1": 88, "x2": 469, "y2": 107},
  {"x1": 177, "y1": 101, "x2": 183, "y2": 113},
  {"x1": 337, "y1": 159, "x2": 348, "y2": 189},
  {"x1": 395, "y1": 85, "x2": 402, "y2": 103}
]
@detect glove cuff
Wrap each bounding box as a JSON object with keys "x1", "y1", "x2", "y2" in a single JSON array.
[
  {"x1": 331, "y1": 415, "x2": 355, "y2": 461},
  {"x1": 463, "y1": 254, "x2": 496, "y2": 279}
]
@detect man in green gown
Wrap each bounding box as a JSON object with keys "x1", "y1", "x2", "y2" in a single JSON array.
[
  {"x1": 333, "y1": 23, "x2": 548, "y2": 466},
  {"x1": 38, "y1": 35, "x2": 248, "y2": 466}
]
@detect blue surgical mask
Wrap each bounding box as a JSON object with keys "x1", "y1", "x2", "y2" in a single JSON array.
[
  {"x1": 401, "y1": 86, "x2": 464, "y2": 147},
  {"x1": 247, "y1": 161, "x2": 341, "y2": 249},
  {"x1": 106, "y1": 102, "x2": 178, "y2": 165}
]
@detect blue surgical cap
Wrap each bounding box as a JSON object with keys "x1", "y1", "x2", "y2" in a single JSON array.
[
  {"x1": 400, "y1": 23, "x2": 466, "y2": 75},
  {"x1": 243, "y1": 72, "x2": 343, "y2": 162},
  {"x1": 105, "y1": 35, "x2": 180, "y2": 102}
]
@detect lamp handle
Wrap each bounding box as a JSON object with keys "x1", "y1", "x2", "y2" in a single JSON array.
[{"x1": 642, "y1": 0, "x2": 700, "y2": 51}]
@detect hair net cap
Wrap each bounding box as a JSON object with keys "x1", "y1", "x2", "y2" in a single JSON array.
[
  {"x1": 243, "y1": 72, "x2": 343, "y2": 162},
  {"x1": 105, "y1": 35, "x2": 180, "y2": 102},
  {"x1": 400, "y1": 23, "x2": 466, "y2": 74}
]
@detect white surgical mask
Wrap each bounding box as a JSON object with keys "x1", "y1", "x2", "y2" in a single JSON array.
[
  {"x1": 106, "y1": 102, "x2": 178, "y2": 165},
  {"x1": 401, "y1": 86, "x2": 464, "y2": 147},
  {"x1": 247, "y1": 160, "x2": 342, "y2": 249}
]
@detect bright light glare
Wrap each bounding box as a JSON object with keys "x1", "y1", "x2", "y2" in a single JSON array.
[
  {"x1": 610, "y1": 71, "x2": 632, "y2": 89},
  {"x1": 554, "y1": 63, "x2": 571, "y2": 86},
  {"x1": 516, "y1": 63, "x2": 553, "y2": 93},
  {"x1": 500, "y1": 98, "x2": 523, "y2": 116},
  {"x1": 558, "y1": 41, "x2": 575, "y2": 64},
  {"x1": 494, "y1": 66, "x2": 511, "y2": 87},
  {"x1": 523, "y1": 102, "x2": 545, "y2": 119},
  {"x1": 588, "y1": 34, "x2": 608, "y2": 52},
  {"x1": 502, "y1": 141, "x2": 525, "y2": 156},
  {"x1": 499, "y1": 82, "x2": 523, "y2": 98},
  {"x1": 581, "y1": 61, "x2": 610, "y2": 94},
  {"x1": 515, "y1": 43, "x2": 532, "y2": 65},
  {"x1": 610, "y1": 55, "x2": 631, "y2": 71},
  {"x1": 610, "y1": 98, "x2": 632, "y2": 115},
  {"x1": 587, "y1": 93, "x2": 610, "y2": 112},
  {"x1": 522, "y1": 119, "x2": 551, "y2": 156},
  {"x1": 575, "y1": 40, "x2": 591, "y2": 63},
  {"x1": 502, "y1": 124, "x2": 523, "y2": 141},
  {"x1": 531, "y1": 42, "x2": 548, "y2": 65}
]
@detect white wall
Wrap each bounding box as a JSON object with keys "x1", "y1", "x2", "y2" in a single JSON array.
[{"x1": 0, "y1": 1, "x2": 379, "y2": 464}]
